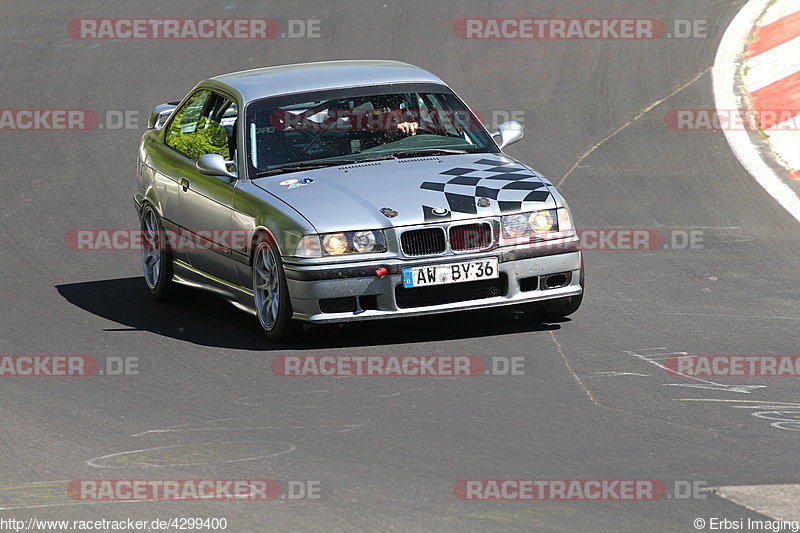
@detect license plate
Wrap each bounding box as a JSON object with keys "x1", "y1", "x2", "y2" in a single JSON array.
[{"x1": 402, "y1": 257, "x2": 499, "y2": 288}]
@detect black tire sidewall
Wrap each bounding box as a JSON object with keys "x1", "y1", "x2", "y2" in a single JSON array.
[
  {"x1": 141, "y1": 205, "x2": 174, "y2": 300},
  {"x1": 253, "y1": 236, "x2": 296, "y2": 342}
]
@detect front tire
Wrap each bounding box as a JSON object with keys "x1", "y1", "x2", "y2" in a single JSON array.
[
  {"x1": 140, "y1": 204, "x2": 176, "y2": 301},
  {"x1": 252, "y1": 236, "x2": 300, "y2": 342}
]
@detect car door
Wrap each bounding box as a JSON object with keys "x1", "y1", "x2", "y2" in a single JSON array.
[
  {"x1": 162, "y1": 89, "x2": 240, "y2": 283},
  {"x1": 143, "y1": 92, "x2": 214, "y2": 265}
]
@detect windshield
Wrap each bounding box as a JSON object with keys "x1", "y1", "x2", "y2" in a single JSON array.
[{"x1": 244, "y1": 83, "x2": 498, "y2": 175}]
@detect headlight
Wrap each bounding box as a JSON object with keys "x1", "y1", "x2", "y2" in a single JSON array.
[
  {"x1": 322, "y1": 233, "x2": 349, "y2": 255},
  {"x1": 502, "y1": 209, "x2": 558, "y2": 238},
  {"x1": 529, "y1": 211, "x2": 556, "y2": 233},
  {"x1": 352, "y1": 230, "x2": 378, "y2": 253},
  {"x1": 502, "y1": 213, "x2": 532, "y2": 238},
  {"x1": 296, "y1": 230, "x2": 387, "y2": 257}
]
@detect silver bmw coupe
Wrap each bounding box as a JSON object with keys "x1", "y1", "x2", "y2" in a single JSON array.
[{"x1": 135, "y1": 60, "x2": 583, "y2": 341}]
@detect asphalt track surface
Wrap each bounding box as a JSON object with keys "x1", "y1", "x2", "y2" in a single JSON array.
[{"x1": 2, "y1": 1, "x2": 800, "y2": 531}]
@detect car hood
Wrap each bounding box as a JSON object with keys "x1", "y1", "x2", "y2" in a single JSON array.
[{"x1": 252, "y1": 153, "x2": 559, "y2": 233}]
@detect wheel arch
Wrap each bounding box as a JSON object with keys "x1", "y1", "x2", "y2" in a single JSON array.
[{"x1": 249, "y1": 226, "x2": 282, "y2": 265}]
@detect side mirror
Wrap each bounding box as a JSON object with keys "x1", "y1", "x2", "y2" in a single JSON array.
[
  {"x1": 196, "y1": 153, "x2": 238, "y2": 180},
  {"x1": 148, "y1": 102, "x2": 178, "y2": 129},
  {"x1": 491, "y1": 121, "x2": 524, "y2": 149}
]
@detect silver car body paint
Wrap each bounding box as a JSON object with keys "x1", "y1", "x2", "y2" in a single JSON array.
[{"x1": 135, "y1": 60, "x2": 583, "y2": 323}]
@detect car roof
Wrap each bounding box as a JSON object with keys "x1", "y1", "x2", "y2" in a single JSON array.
[{"x1": 204, "y1": 60, "x2": 448, "y2": 102}]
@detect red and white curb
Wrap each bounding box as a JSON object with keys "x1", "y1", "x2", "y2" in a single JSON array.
[
  {"x1": 713, "y1": 7, "x2": 800, "y2": 521},
  {"x1": 743, "y1": 2, "x2": 800, "y2": 181},
  {"x1": 714, "y1": 0, "x2": 800, "y2": 224}
]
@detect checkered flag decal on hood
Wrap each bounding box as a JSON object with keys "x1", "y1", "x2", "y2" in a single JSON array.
[{"x1": 420, "y1": 158, "x2": 550, "y2": 221}]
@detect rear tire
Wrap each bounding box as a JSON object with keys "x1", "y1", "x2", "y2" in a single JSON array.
[
  {"x1": 252, "y1": 235, "x2": 301, "y2": 342},
  {"x1": 140, "y1": 204, "x2": 177, "y2": 301}
]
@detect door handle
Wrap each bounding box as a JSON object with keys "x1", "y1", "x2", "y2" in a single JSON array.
[{"x1": 180, "y1": 178, "x2": 190, "y2": 192}]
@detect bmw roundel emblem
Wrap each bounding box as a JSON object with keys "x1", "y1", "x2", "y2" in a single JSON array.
[{"x1": 431, "y1": 207, "x2": 449, "y2": 216}]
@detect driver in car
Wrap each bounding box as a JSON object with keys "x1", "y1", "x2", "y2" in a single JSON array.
[{"x1": 364, "y1": 95, "x2": 424, "y2": 137}]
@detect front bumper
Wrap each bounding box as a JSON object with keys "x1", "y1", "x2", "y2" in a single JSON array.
[{"x1": 284, "y1": 238, "x2": 583, "y2": 323}]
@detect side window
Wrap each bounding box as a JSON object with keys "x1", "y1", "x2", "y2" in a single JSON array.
[
  {"x1": 165, "y1": 90, "x2": 211, "y2": 158},
  {"x1": 165, "y1": 90, "x2": 237, "y2": 160},
  {"x1": 209, "y1": 95, "x2": 238, "y2": 161}
]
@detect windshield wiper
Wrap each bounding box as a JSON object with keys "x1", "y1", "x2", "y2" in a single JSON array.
[
  {"x1": 254, "y1": 150, "x2": 468, "y2": 177},
  {"x1": 254, "y1": 154, "x2": 405, "y2": 177},
  {"x1": 255, "y1": 160, "x2": 359, "y2": 177},
  {"x1": 389, "y1": 148, "x2": 468, "y2": 159}
]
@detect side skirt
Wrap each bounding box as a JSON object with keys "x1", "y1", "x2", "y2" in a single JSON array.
[{"x1": 172, "y1": 259, "x2": 257, "y2": 316}]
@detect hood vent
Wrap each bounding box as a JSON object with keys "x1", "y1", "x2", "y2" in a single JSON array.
[
  {"x1": 396, "y1": 157, "x2": 440, "y2": 164},
  {"x1": 339, "y1": 161, "x2": 384, "y2": 170}
]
